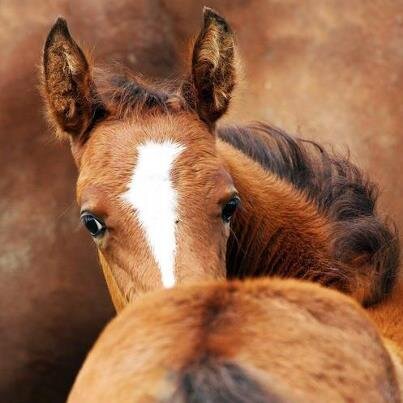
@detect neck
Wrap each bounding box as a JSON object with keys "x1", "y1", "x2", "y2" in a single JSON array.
[{"x1": 217, "y1": 139, "x2": 358, "y2": 297}]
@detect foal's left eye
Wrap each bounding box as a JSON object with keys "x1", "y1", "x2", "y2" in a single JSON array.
[
  {"x1": 222, "y1": 196, "x2": 240, "y2": 223},
  {"x1": 80, "y1": 213, "x2": 106, "y2": 237}
]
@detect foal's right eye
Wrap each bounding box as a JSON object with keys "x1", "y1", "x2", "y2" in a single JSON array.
[{"x1": 80, "y1": 212, "x2": 106, "y2": 237}]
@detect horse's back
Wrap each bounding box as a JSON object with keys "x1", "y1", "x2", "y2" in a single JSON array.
[{"x1": 68, "y1": 279, "x2": 402, "y2": 402}]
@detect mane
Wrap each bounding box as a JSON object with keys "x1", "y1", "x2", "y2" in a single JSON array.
[{"x1": 218, "y1": 123, "x2": 400, "y2": 306}]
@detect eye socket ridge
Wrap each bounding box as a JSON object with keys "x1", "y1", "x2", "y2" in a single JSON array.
[
  {"x1": 221, "y1": 195, "x2": 241, "y2": 223},
  {"x1": 80, "y1": 211, "x2": 106, "y2": 237}
]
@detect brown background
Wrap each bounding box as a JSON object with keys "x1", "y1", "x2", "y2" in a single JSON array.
[{"x1": 1, "y1": 1, "x2": 402, "y2": 402}]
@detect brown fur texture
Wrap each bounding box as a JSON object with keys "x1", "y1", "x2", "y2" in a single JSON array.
[
  {"x1": 185, "y1": 7, "x2": 236, "y2": 125},
  {"x1": 68, "y1": 279, "x2": 403, "y2": 402},
  {"x1": 218, "y1": 124, "x2": 400, "y2": 306},
  {"x1": 369, "y1": 280, "x2": 403, "y2": 359},
  {"x1": 73, "y1": 114, "x2": 234, "y2": 303},
  {"x1": 42, "y1": 18, "x2": 106, "y2": 140},
  {"x1": 42, "y1": 9, "x2": 399, "y2": 308}
]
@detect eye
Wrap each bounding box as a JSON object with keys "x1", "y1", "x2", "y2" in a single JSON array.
[
  {"x1": 221, "y1": 196, "x2": 240, "y2": 223},
  {"x1": 80, "y1": 212, "x2": 106, "y2": 237}
]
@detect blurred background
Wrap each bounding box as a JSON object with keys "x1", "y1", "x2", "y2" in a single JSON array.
[{"x1": 1, "y1": 1, "x2": 402, "y2": 402}]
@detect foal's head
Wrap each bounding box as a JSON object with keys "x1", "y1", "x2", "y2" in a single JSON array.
[{"x1": 42, "y1": 8, "x2": 239, "y2": 308}]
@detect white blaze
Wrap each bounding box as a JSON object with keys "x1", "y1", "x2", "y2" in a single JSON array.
[{"x1": 121, "y1": 140, "x2": 185, "y2": 288}]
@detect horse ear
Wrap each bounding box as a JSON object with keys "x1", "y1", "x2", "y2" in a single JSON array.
[
  {"x1": 186, "y1": 7, "x2": 236, "y2": 126},
  {"x1": 42, "y1": 18, "x2": 105, "y2": 142}
]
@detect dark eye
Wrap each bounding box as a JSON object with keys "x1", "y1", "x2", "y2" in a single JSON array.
[
  {"x1": 222, "y1": 196, "x2": 240, "y2": 223},
  {"x1": 80, "y1": 212, "x2": 106, "y2": 237}
]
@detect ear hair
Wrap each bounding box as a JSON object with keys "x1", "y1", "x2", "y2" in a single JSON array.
[
  {"x1": 185, "y1": 7, "x2": 236, "y2": 128},
  {"x1": 42, "y1": 18, "x2": 106, "y2": 142}
]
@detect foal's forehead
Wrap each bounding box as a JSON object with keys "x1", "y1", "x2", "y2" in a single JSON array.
[
  {"x1": 77, "y1": 114, "x2": 217, "y2": 198},
  {"x1": 89, "y1": 113, "x2": 213, "y2": 157}
]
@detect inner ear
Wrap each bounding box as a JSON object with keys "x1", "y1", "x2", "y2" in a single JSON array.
[
  {"x1": 42, "y1": 18, "x2": 106, "y2": 142},
  {"x1": 185, "y1": 7, "x2": 236, "y2": 127}
]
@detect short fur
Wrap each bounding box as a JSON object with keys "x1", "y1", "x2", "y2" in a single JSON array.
[
  {"x1": 172, "y1": 360, "x2": 274, "y2": 403},
  {"x1": 68, "y1": 279, "x2": 403, "y2": 402}
]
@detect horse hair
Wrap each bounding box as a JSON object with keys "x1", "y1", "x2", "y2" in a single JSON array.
[
  {"x1": 218, "y1": 123, "x2": 400, "y2": 306},
  {"x1": 170, "y1": 359, "x2": 278, "y2": 403},
  {"x1": 95, "y1": 73, "x2": 400, "y2": 306}
]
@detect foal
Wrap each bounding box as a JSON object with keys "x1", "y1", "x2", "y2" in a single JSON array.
[
  {"x1": 68, "y1": 279, "x2": 403, "y2": 402},
  {"x1": 41, "y1": 8, "x2": 399, "y2": 309}
]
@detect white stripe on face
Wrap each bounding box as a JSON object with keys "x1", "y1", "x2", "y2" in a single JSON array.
[{"x1": 121, "y1": 140, "x2": 185, "y2": 288}]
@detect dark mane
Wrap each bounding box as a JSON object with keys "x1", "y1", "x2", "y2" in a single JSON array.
[{"x1": 218, "y1": 123, "x2": 400, "y2": 306}]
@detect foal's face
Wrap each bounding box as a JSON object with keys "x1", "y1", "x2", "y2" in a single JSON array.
[
  {"x1": 42, "y1": 8, "x2": 238, "y2": 307},
  {"x1": 76, "y1": 115, "x2": 237, "y2": 301}
]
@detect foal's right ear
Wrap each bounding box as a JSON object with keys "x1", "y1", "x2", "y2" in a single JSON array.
[{"x1": 42, "y1": 18, "x2": 105, "y2": 142}]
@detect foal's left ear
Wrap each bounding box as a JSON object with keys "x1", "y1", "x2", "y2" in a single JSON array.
[
  {"x1": 184, "y1": 7, "x2": 236, "y2": 127},
  {"x1": 42, "y1": 18, "x2": 105, "y2": 142}
]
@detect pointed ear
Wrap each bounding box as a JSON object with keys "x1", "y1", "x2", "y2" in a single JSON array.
[
  {"x1": 186, "y1": 7, "x2": 236, "y2": 126},
  {"x1": 42, "y1": 18, "x2": 105, "y2": 142}
]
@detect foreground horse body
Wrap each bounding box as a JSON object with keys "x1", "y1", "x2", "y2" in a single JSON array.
[
  {"x1": 68, "y1": 279, "x2": 403, "y2": 402},
  {"x1": 41, "y1": 8, "x2": 399, "y2": 311}
]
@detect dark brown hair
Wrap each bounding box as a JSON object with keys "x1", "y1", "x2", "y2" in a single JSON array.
[
  {"x1": 218, "y1": 123, "x2": 400, "y2": 306},
  {"x1": 170, "y1": 359, "x2": 276, "y2": 403}
]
